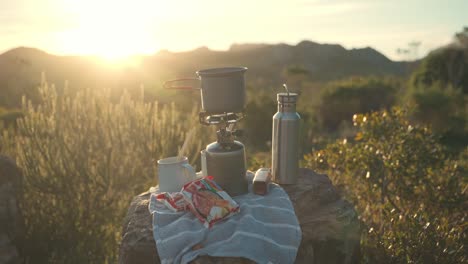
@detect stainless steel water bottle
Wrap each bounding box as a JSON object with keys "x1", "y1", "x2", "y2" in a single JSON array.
[{"x1": 272, "y1": 87, "x2": 300, "y2": 184}]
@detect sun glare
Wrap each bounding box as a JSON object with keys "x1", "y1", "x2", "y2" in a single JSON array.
[{"x1": 60, "y1": 0, "x2": 160, "y2": 61}]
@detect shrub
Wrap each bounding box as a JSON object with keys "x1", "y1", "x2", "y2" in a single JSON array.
[
  {"x1": 317, "y1": 77, "x2": 399, "y2": 132},
  {"x1": 408, "y1": 84, "x2": 467, "y2": 152},
  {"x1": 243, "y1": 91, "x2": 276, "y2": 151},
  {"x1": 405, "y1": 27, "x2": 468, "y2": 153},
  {"x1": 0, "y1": 77, "x2": 210, "y2": 263},
  {"x1": 410, "y1": 27, "x2": 468, "y2": 94},
  {"x1": 0, "y1": 107, "x2": 24, "y2": 128},
  {"x1": 304, "y1": 108, "x2": 467, "y2": 263}
]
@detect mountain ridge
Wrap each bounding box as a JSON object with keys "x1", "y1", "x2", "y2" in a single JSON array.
[
  {"x1": 1, "y1": 41, "x2": 398, "y2": 63},
  {"x1": 0, "y1": 41, "x2": 417, "y2": 108}
]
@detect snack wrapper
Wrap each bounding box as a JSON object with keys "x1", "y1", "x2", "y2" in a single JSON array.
[
  {"x1": 156, "y1": 176, "x2": 239, "y2": 228},
  {"x1": 155, "y1": 192, "x2": 187, "y2": 212}
]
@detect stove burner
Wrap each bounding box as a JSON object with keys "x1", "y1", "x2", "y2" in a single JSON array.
[{"x1": 199, "y1": 112, "x2": 244, "y2": 126}]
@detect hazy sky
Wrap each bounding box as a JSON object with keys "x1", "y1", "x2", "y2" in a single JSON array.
[{"x1": 1, "y1": 0, "x2": 466, "y2": 60}]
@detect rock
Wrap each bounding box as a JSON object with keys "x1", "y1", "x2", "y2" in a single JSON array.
[
  {"x1": 0, "y1": 156, "x2": 24, "y2": 264},
  {"x1": 119, "y1": 168, "x2": 360, "y2": 264},
  {"x1": 119, "y1": 191, "x2": 158, "y2": 264}
]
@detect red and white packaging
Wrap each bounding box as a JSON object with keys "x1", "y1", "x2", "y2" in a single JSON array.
[{"x1": 156, "y1": 176, "x2": 239, "y2": 228}]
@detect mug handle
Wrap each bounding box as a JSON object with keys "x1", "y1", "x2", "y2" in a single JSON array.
[
  {"x1": 163, "y1": 78, "x2": 200, "y2": 90},
  {"x1": 182, "y1": 163, "x2": 196, "y2": 181}
]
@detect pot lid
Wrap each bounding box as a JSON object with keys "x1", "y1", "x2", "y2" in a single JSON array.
[{"x1": 197, "y1": 67, "x2": 247, "y2": 77}]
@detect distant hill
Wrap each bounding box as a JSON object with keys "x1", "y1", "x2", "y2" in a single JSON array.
[{"x1": 0, "y1": 41, "x2": 417, "y2": 108}]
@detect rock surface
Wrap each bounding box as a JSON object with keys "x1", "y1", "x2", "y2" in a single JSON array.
[
  {"x1": 0, "y1": 156, "x2": 24, "y2": 264},
  {"x1": 119, "y1": 168, "x2": 360, "y2": 264}
]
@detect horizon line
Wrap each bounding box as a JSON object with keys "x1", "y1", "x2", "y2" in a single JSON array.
[{"x1": 0, "y1": 39, "x2": 412, "y2": 62}]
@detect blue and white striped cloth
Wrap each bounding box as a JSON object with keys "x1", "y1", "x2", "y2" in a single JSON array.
[{"x1": 148, "y1": 172, "x2": 302, "y2": 264}]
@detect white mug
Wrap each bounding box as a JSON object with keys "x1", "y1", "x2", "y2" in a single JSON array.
[{"x1": 157, "y1": 156, "x2": 196, "y2": 192}]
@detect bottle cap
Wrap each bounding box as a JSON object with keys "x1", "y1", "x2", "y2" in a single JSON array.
[{"x1": 277, "y1": 93, "x2": 298, "y2": 104}]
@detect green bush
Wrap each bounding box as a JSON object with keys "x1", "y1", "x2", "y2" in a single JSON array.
[
  {"x1": 304, "y1": 108, "x2": 467, "y2": 263},
  {"x1": 243, "y1": 91, "x2": 276, "y2": 151},
  {"x1": 405, "y1": 27, "x2": 468, "y2": 153},
  {"x1": 407, "y1": 84, "x2": 467, "y2": 151},
  {"x1": 0, "y1": 107, "x2": 24, "y2": 128},
  {"x1": 410, "y1": 27, "x2": 468, "y2": 94},
  {"x1": 0, "y1": 78, "x2": 210, "y2": 263},
  {"x1": 317, "y1": 77, "x2": 400, "y2": 132}
]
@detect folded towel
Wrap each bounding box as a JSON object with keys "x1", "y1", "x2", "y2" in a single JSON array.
[{"x1": 148, "y1": 172, "x2": 302, "y2": 264}]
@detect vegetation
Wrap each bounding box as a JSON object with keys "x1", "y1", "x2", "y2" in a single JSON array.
[
  {"x1": 0, "y1": 107, "x2": 23, "y2": 128},
  {"x1": 317, "y1": 77, "x2": 400, "y2": 133},
  {"x1": 1, "y1": 77, "x2": 211, "y2": 263},
  {"x1": 304, "y1": 108, "x2": 466, "y2": 263},
  {"x1": 410, "y1": 27, "x2": 468, "y2": 94},
  {"x1": 407, "y1": 84, "x2": 466, "y2": 152},
  {"x1": 406, "y1": 29, "x2": 468, "y2": 152},
  {"x1": 0, "y1": 27, "x2": 467, "y2": 264}
]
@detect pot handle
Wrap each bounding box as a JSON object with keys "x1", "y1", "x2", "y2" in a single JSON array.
[{"x1": 163, "y1": 78, "x2": 200, "y2": 90}]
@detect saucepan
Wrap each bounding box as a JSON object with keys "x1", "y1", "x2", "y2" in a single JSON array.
[{"x1": 164, "y1": 67, "x2": 248, "y2": 114}]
